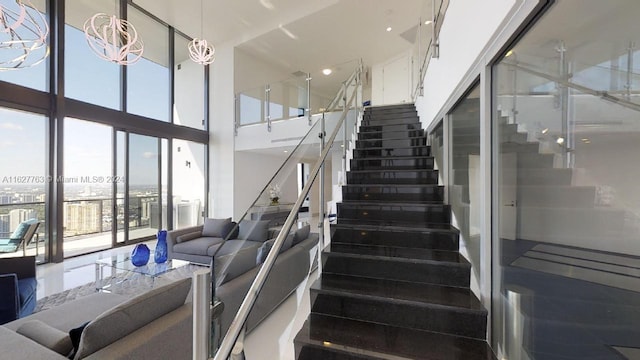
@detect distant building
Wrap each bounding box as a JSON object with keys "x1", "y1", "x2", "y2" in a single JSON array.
[
  {"x1": 0, "y1": 194, "x2": 13, "y2": 204},
  {"x1": 64, "y1": 202, "x2": 101, "y2": 236},
  {"x1": 0, "y1": 214, "x2": 10, "y2": 236},
  {"x1": 9, "y1": 209, "x2": 37, "y2": 231}
]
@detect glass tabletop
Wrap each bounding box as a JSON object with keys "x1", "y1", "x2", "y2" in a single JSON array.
[{"x1": 96, "y1": 252, "x2": 190, "y2": 277}]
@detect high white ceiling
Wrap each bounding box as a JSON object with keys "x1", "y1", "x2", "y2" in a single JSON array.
[{"x1": 133, "y1": 0, "x2": 431, "y2": 95}]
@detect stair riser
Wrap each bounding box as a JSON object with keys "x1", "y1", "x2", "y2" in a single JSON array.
[
  {"x1": 330, "y1": 227, "x2": 459, "y2": 250},
  {"x1": 296, "y1": 345, "x2": 371, "y2": 360},
  {"x1": 342, "y1": 185, "x2": 443, "y2": 202},
  {"x1": 337, "y1": 204, "x2": 451, "y2": 224},
  {"x1": 361, "y1": 117, "x2": 419, "y2": 127},
  {"x1": 322, "y1": 254, "x2": 471, "y2": 287},
  {"x1": 360, "y1": 124, "x2": 422, "y2": 132},
  {"x1": 353, "y1": 147, "x2": 431, "y2": 158},
  {"x1": 310, "y1": 293, "x2": 487, "y2": 339},
  {"x1": 358, "y1": 130, "x2": 424, "y2": 140},
  {"x1": 350, "y1": 157, "x2": 433, "y2": 170},
  {"x1": 347, "y1": 171, "x2": 438, "y2": 185},
  {"x1": 356, "y1": 138, "x2": 426, "y2": 149},
  {"x1": 365, "y1": 105, "x2": 416, "y2": 114}
]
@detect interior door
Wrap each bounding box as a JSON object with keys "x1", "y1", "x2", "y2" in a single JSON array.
[{"x1": 382, "y1": 56, "x2": 410, "y2": 104}]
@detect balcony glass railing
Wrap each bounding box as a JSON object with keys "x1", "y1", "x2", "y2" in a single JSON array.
[{"x1": 190, "y1": 64, "x2": 363, "y2": 359}]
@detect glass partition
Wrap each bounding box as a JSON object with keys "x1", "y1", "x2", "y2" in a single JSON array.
[
  {"x1": 238, "y1": 87, "x2": 265, "y2": 126},
  {"x1": 174, "y1": 33, "x2": 206, "y2": 129},
  {"x1": 492, "y1": 1, "x2": 640, "y2": 359}
]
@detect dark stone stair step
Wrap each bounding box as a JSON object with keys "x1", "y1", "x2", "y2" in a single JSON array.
[
  {"x1": 347, "y1": 169, "x2": 438, "y2": 185},
  {"x1": 361, "y1": 117, "x2": 420, "y2": 127},
  {"x1": 337, "y1": 218, "x2": 454, "y2": 228},
  {"x1": 356, "y1": 137, "x2": 427, "y2": 149},
  {"x1": 337, "y1": 202, "x2": 451, "y2": 224},
  {"x1": 328, "y1": 243, "x2": 464, "y2": 262},
  {"x1": 321, "y1": 251, "x2": 470, "y2": 287},
  {"x1": 294, "y1": 314, "x2": 496, "y2": 360},
  {"x1": 310, "y1": 278, "x2": 487, "y2": 338},
  {"x1": 353, "y1": 147, "x2": 431, "y2": 158},
  {"x1": 358, "y1": 129, "x2": 425, "y2": 140},
  {"x1": 359, "y1": 123, "x2": 422, "y2": 133},
  {"x1": 365, "y1": 104, "x2": 416, "y2": 113},
  {"x1": 330, "y1": 223, "x2": 459, "y2": 250},
  {"x1": 342, "y1": 184, "x2": 443, "y2": 202},
  {"x1": 350, "y1": 156, "x2": 434, "y2": 171}
]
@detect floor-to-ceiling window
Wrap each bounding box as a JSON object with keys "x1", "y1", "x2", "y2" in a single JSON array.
[
  {"x1": 492, "y1": 1, "x2": 640, "y2": 358},
  {"x1": 0, "y1": 109, "x2": 48, "y2": 262},
  {"x1": 0, "y1": 0, "x2": 209, "y2": 262},
  {"x1": 173, "y1": 140, "x2": 206, "y2": 229}
]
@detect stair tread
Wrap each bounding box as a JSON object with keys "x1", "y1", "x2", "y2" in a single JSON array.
[
  {"x1": 331, "y1": 222, "x2": 459, "y2": 233},
  {"x1": 352, "y1": 155, "x2": 433, "y2": 161},
  {"x1": 323, "y1": 249, "x2": 471, "y2": 266},
  {"x1": 336, "y1": 219, "x2": 458, "y2": 230},
  {"x1": 296, "y1": 315, "x2": 496, "y2": 360},
  {"x1": 315, "y1": 274, "x2": 485, "y2": 312},
  {"x1": 355, "y1": 146, "x2": 429, "y2": 151},
  {"x1": 343, "y1": 184, "x2": 442, "y2": 188},
  {"x1": 328, "y1": 243, "x2": 469, "y2": 264},
  {"x1": 349, "y1": 168, "x2": 436, "y2": 173},
  {"x1": 339, "y1": 200, "x2": 447, "y2": 207}
]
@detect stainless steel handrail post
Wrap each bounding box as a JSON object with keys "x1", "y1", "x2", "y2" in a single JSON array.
[
  {"x1": 193, "y1": 269, "x2": 211, "y2": 360},
  {"x1": 307, "y1": 73, "x2": 312, "y2": 125},
  {"x1": 266, "y1": 84, "x2": 271, "y2": 132},
  {"x1": 319, "y1": 112, "x2": 326, "y2": 252},
  {"x1": 342, "y1": 82, "x2": 348, "y2": 177}
]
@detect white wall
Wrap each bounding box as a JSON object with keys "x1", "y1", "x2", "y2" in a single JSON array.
[
  {"x1": 174, "y1": 58, "x2": 205, "y2": 129},
  {"x1": 210, "y1": 43, "x2": 236, "y2": 218},
  {"x1": 415, "y1": 0, "x2": 517, "y2": 126},
  {"x1": 233, "y1": 151, "x2": 299, "y2": 220}
]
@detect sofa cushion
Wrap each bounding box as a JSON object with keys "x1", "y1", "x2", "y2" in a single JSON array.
[
  {"x1": 202, "y1": 218, "x2": 231, "y2": 237},
  {"x1": 16, "y1": 320, "x2": 73, "y2": 356},
  {"x1": 221, "y1": 221, "x2": 239, "y2": 240},
  {"x1": 292, "y1": 224, "x2": 311, "y2": 246},
  {"x1": 238, "y1": 220, "x2": 270, "y2": 242},
  {"x1": 175, "y1": 231, "x2": 202, "y2": 244},
  {"x1": 17, "y1": 277, "x2": 37, "y2": 318},
  {"x1": 74, "y1": 277, "x2": 191, "y2": 359},
  {"x1": 9, "y1": 220, "x2": 34, "y2": 240},
  {"x1": 173, "y1": 237, "x2": 224, "y2": 256},
  {"x1": 256, "y1": 233, "x2": 294, "y2": 264},
  {"x1": 213, "y1": 242, "x2": 262, "y2": 285}
]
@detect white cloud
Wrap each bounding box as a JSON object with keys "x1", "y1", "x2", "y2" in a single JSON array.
[
  {"x1": 142, "y1": 151, "x2": 158, "y2": 159},
  {"x1": 0, "y1": 123, "x2": 24, "y2": 131}
]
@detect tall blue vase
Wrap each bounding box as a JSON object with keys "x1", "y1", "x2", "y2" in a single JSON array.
[
  {"x1": 131, "y1": 243, "x2": 150, "y2": 266},
  {"x1": 154, "y1": 230, "x2": 168, "y2": 264}
]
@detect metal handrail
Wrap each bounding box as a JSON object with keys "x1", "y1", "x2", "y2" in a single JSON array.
[
  {"x1": 412, "y1": 0, "x2": 448, "y2": 101},
  {"x1": 212, "y1": 76, "x2": 360, "y2": 360}
]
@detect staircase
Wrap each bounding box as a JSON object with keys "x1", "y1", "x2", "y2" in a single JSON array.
[{"x1": 294, "y1": 104, "x2": 496, "y2": 359}]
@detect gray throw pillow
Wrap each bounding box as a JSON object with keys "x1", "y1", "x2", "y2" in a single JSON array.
[
  {"x1": 256, "y1": 233, "x2": 294, "y2": 264},
  {"x1": 238, "y1": 219, "x2": 270, "y2": 242},
  {"x1": 16, "y1": 320, "x2": 73, "y2": 356},
  {"x1": 293, "y1": 224, "x2": 311, "y2": 246},
  {"x1": 74, "y1": 277, "x2": 192, "y2": 359},
  {"x1": 176, "y1": 231, "x2": 202, "y2": 243},
  {"x1": 202, "y1": 218, "x2": 231, "y2": 237}
]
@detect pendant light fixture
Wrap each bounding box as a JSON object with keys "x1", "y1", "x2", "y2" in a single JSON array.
[
  {"x1": 188, "y1": 0, "x2": 215, "y2": 65},
  {"x1": 83, "y1": 2, "x2": 144, "y2": 65},
  {"x1": 0, "y1": 0, "x2": 49, "y2": 71}
]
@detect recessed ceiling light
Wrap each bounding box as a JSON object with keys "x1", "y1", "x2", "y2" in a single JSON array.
[
  {"x1": 284, "y1": 150, "x2": 288, "y2": 153},
  {"x1": 322, "y1": 68, "x2": 332, "y2": 76},
  {"x1": 541, "y1": 128, "x2": 549, "y2": 134},
  {"x1": 505, "y1": 50, "x2": 514, "y2": 57},
  {"x1": 424, "y1": 20, "x2": 433, "y2": 25},
  {"x1": 386, "y1": 27, "x2": 392, "y2": 32},
  {"x1": 556, "y1": 137, "x2": 565, "y2": 145}
]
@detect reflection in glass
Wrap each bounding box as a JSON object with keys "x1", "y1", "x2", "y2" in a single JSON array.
[
  {"x1": 492, "y1": 2, "x2": 640, "y2": 359},
  {"x1": 64, "y1": 0, "x2": 120, "y2": 109},
  {"x1": 126, "y1": 5, "x2": 170, "y2": 121},
  {"x1": 174, "y1": 33, "x2": 205, "y2": 129},
  {"x1": 449, "y1": 85, "x2": 481, "y2": 295},
  {"x1": 172, "y1": 140, "x2": 205, "y2": 229},
  {"x1": 63, "y1": 118, "x2": 113, "y2": 257},
  {"x1": 0, "y1": 108, "x2": 47, "y2": 261}
]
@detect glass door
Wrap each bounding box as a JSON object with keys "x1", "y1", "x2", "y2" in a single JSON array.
[{"x1": 127, "y1": 134, "x2": 161, "y2": 242}]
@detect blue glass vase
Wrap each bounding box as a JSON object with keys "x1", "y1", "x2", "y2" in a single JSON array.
[
  {"x1": 154, "y1": 230, "x2": 168, "y2": 264},
  {"x1": 131, "y1": 243, "x2": 150, "y2": 266}
]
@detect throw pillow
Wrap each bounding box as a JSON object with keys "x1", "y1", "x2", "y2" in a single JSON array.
[
  {"x1": 74, "y1": 277, "x2": 192, "y2": 359},
  {"x1": 255, "y1": 233, "x2": 294, "y2": 264},
  {"x1": 10, "y1": 220, "x2": 34, "y2": 240},
  {"x1": 238, "y1": 219, "x2": 270, "y2": 242},
  {"x1": 202, "y1": 218, "x2": 232, "y2": 237},
  {"x1": 292, "y1": 224, "x2": 311, "y2": 246},
  {"x1": 176, "y1": 231, "x2": 202, "y2": 243},
  {"x1": 16, "y1": 320, "x2": 73, "y2": 356},
  {"x1": 68, "y1": 321, "x2": 89, "y2": 359},
  {"x1": 221, "y1": 221, "x2": 239, "y2": 240}
]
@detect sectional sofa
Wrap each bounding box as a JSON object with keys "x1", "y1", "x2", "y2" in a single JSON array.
[
  {"x1": 167, "y1": 218, "x2": 319, "y2": 334},
  {"x1": 1, "y1": 278, "x2": 194, "y2": 359}
]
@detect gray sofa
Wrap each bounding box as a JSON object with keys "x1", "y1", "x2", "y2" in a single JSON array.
[
  {"x1": 1, "y1": 278, "x2": 194, "y2": 359},
  {"x1": 168, "y1": 218, "x2": 319, "y2": 335}
]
